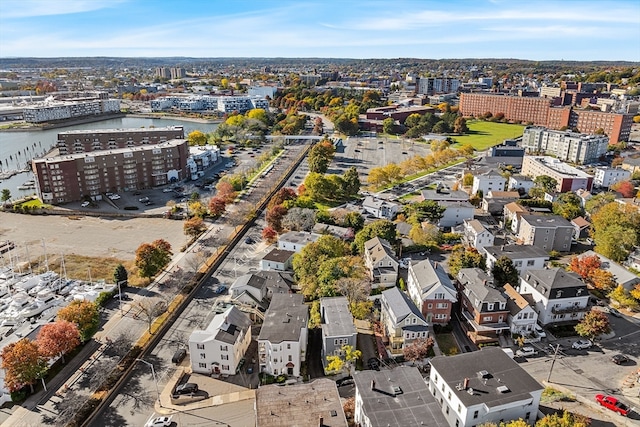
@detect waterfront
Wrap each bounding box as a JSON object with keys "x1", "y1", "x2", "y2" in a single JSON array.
[{"x1": 0, "y1": 116, "x2": 219, "y2": 199}]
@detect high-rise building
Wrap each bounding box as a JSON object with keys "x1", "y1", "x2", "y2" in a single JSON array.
[{"x1": 56, "y1": 126, "x2": 184, "y2": 155}]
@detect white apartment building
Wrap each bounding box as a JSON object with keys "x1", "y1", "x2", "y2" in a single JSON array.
[
  {"x1": 483, "y1": 244, "x2": 550, "y2": 276},
  {"x1": 521, "y1": 126, "x2": 608, "y2": 164},
  {"x1": 521, "y1": 156, "x2": 593, "y2": 192},
  {"x1": 593, "y1": 167, "x2": 631, "y2": 188},
  {"x1": 472, "y1": 170, "x2": 506, "y2": 196},
  {"x1": 188, "y1": 306, "x2": 252, "y2": 375},
  {"x1": 462, "y1": 219, "x2": 494, "y2": 251},
  {"x1": 277, "y1": 231, "x2": 320, "y2": 253}
]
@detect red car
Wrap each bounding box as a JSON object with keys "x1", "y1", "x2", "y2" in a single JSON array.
[{"x1": 595, "y1": 394, "x2": 630, "y2": 416}]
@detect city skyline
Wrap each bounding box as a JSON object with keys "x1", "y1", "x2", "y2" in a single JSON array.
[{"x1": 0, "y1": 0, "x2": 639, "y2": 61}]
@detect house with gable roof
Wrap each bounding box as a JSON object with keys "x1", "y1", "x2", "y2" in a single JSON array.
[
  {"x1": 320, "y1": 296, "x2": 357, "y2": 373},
  {"x1": 518, "y1": 268, "x2": 589, "y2": 326},
  {"x1": 503, "y1": 284, "x2": 538, "y2": 336},
  {"x1": 189, "y1": 305, "x2": 252, "y2": 375},
  {"x1": 406, "y1": 259, "x2": 457, "y2": 324},
  {"x1": 380, "y1": 286, "x2": 429, "y2": 355},
  {"x1": 363, "y1": 237, "x2": 399, "y2": 288},
  {"x1": 229, "y1": 273, "x2": 268, "y2": 310},
  {"x1": 462, "y1": 219, "x2": 494, "y2": 251},
  {"x1": 362, "y1": 196, "x2": 401, "y2": 220}
]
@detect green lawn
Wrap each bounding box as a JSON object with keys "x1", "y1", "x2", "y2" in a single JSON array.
[
  {"x1": 435, "y1": 333, "x2": 460, "y2": 356},
  {"x1": 449, "y1": 120, "x2": 525, "y2": 151}
]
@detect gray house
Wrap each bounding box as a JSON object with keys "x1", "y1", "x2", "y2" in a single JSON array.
[{"x1": 320, "y1": 296, "x2": 357, "y2": 374}]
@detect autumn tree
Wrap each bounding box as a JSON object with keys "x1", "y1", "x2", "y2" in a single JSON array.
[
  {"x1": 1, "y1": 338, "x2": 47, "y2": 393},
  {"x1": 208, "y1": 196, "x2": 227, "y2": 216},
  {"x1": 36, "y1": 320, "x2": 80, "y2": 363},
  {"x1": 187, "y1": 130, "x2": 207, "y2": 146},
  {"x1": 590, "y1": 269, "x2": 617, "y2": 292},
  {"x1": 448, "y1": 245, "x2": 486, "y2": 277},
  {"x1": 535, "y1": 410, "x2": 590, "y2": 427},
  {"x1": 609, "y1": 285, "x2": 639, "y2": 310},
  {"x1": 534, "y1": 175, "x2": 558, "y2": 193},
  {"x1": 453, "y1": 116, "x2": 468, "y2": 134},
  {"x1": 403, "y1": 337, "x2": 435, "y2": 362},
  {"x1": 308, "y1": 140, "x2": 335, "y2": 173},
  {"x1": 343, "y1": 211, "x2": 365, "y2": 231},
  {"x1": 326, "y1": 345, "x2": 361, "y2": 374},
  {"x1": 491, "y1": 256, "x2": 519, "y2": 288},
  {"x1": 261, "y1": 226, "x2": 278, "y2": 243},
  {"x1": 354, "y1": 220, "x2": 397, "y2": 253},
  {"x1": 135, "y1": 239, "x2": 172, "y2": 278},
  {"x1": 57, "y1": 299, "x2": 99, "y2": 342},
  {"x1": 611, "y1": 180, "x2": 635, "y2": 198},
  {"x1": 215, "y1": 181, "x2": 237, "y2": 204},
  {"x1": 568, "y1": 255, "x2": 601, "y2": 281},
  {"x1": 575, "y1": 309, "x2": 611, "y2": 340},
  {"x1": 590, "y1": 202, "x2": 640, "y2": 262},
  {"x1": 135, "y1": 297, "x2": 167, "y2": 333},
  {"x1": 409, "y1": 223, "x2": 441, "y2": 246},
  {"x1": 266, "y1": 204, "x2": 288, "y2": 232}
]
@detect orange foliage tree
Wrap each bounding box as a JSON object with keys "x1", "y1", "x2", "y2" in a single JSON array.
[
  {"x1": 568, "y1": 255, "x2": 601, "y2": 282},
  {"x1": 57, "y1": 300, "x2": 99, "y2": 342},
  {"x1": 262, "y1": 226, "x2": 278, "y2": 243},
  {"x1": 36, "y1": 320, "x2": 80, "y2": 363},
  {"x1": 215, "y1": 181, "x2": 237, "y2": 204},
  {"x1": 611, "y1": 180, "x2": 635, "y2": 198},
  {"x1": 208, "y1": 196, "x2": 227, "y2": 216},
  {"x1": 0, "y1": 338, "x2": 47, "y2": 392}
]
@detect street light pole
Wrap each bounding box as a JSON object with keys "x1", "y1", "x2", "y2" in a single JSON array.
[
  {"x1": 136, "y1": 358, "x2": 161, "y2": 407},
  {"x1": 117, "y1": 280, "x2": 126, "y2": 314}
]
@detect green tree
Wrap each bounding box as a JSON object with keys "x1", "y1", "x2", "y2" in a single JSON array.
[
  {"x1": 462, "y1": 173, "x2": 474, "y2": 186},
  {"x1": 354, "y1": 220, "x2": 397, "y2": 253},
  {"x1": 343, "y1": 211, "x2": 365, "y2": 231},
  {"x1": 187, "y1": 130, "x2": 207, "y2": 146},
  {"x1": 491, "y1": 256, "x2": 519, "y2": 288},
  {"x1": 552, "y1": 192, "x2": 584, "y2": 220},
  {"x1": 1, "y1": 189, "x2": 11, "y2": 205},
  {"x1": 534, "y1": 175, "x2": 558, "y2": 193},
  {"x1": 448, "y1": 245, "x2": 485, "y2": 277},
  {"x1": 308, "y1": 300, "x2": 321, "y2": 328},
  {"x1": 135, "y1": 239, "x2": 173, "y2": 278},
  {"x1": 308, "y1": 140, "x2": 336, "y2": 173},
  {"x1": 584, "y1": 192, "x2": 616, "y2": 215},
  {"x1": 293, "y1": 235, "x2": 350, "y2": 297},
  {"x1": 382, "y1": 117, "x2": 396, "y2": 134},
  {"x1": 591, "y1": 202, "x2": 640, "y2": 262},
  {"x1": 113, "y1": 263, "x2": 128, "y2": 286},
  {"x1": 609, "y1": 285, "x2": 639, "y2": 310},
  {"x1": 575, "y1": 309, "x2": 611, "y2": 340},
  {"x1": 408, "y1": 200, "x2": 446, "y2": 224},
  {"x1": 342, "y1": 167, "x2": 361, "y2": 197},
  {"x1": 316, "y1": 256, "x2": 365, "y2": 297},
  {"x1": 409, "y1": 223, "x2": 441, "y2": 246}
]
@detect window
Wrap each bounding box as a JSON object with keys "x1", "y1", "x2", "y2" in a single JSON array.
[
  {"x1": 287, "y1": 343, "x2": 291, "y2": 350},
  {"x1": 436, "y1": 303, "x2": 448, "y2": 309},
  {"x1": 200, "y1": 353, "x2": 206, "y2": 359},
  {"x1": 435, "y1": 293, "x2": 445, "y2": 299},
  {"x1": 446, "y1": 406, "x2": 449, "y2": 415},
  {"x1": 221, "y1": 354, "x2": 229, "y2": 360},
  {"x1": 515, "y1": 261, "x2": 523, "y2": 267},
  {"x1": 474, "y1": 410, "x2": 479, "y2": 419},
  {"x1": 198, "y1": 362, "x2": 206, "y2": 368},
  {"x1": 457, "y1": 404, "x2": 461, "y2": 413},
  {"x1": 428, "y1": 303, "x2": 433, "y2": 309},
  {"x1": 197, "y1": 344, "x2": 204, "y2": 350},
  {"x1": 527, "y1": 260, "x2": 535, "y2": 266},
  {"x1": 288, "y1": 355, "x2": 292, "y2": 361},
  {"x1": 488, "y1": 303, "x2": 494, "y2": 311},
  {"x1": 483, "y1": 316, "x2": 492, "y2": 322},
  {"x1": 448, "y1": 391, "x2": 452, "y2": 400}
]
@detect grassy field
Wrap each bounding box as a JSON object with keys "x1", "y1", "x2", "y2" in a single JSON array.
[
  {"x1": 435, "y1": 332, "x2": 460, "y2": 356},
  {"x1": 449, "y1": 120, "x2": 525, "y2": 150}
]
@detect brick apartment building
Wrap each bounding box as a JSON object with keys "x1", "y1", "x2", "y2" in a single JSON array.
[
  {"x1": 32, "y1": 139, "x2": 189, "y2": 204},
  {"x1": 459, "y1": 93, "x2": 632, "y2": 143},
  {"x1": 56, "y1": 126, "x2": 185, "y2": 155}
]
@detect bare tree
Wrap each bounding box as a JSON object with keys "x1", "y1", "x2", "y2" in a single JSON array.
[
  {"x1": 227, "y1": 201, "x2": 256, "y2": 226},
  {"x1": 335, "y1": 277, "x2": 371, "y2": 304},
  {"x1": 134, "y1": 298, "x2": 167, "y2": 333},
  {"x1": 282, "y1": 207, "x2": 316, "y2": 231}
]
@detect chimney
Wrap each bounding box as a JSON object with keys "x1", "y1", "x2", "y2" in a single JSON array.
[
  {"x1": 371, "y1": 379, "x2": 376, "y2": 390},
  {"x1": 501, "y1": 245, "x2": 505, "y2": 250},
  {"x1": 463, "y1": 377, "x2": 469, "y2": 389}
]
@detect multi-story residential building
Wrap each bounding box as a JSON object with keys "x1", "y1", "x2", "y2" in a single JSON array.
[
  {"x1": 362, "y1": 196, "x2": 401, "y2": 219},
  {"x1": 593, "y1": 167, "x2": 631, "y2": 188},
  {"x1": 23, "y1": 98, "x2": 120, "y2": 123},
  {"x1": 354, "y1": 366, "x2": 448, "y2": 427},
  {"x1": 188, "y1": 306, "x2": 252, "y2": 375},
  {"x1": 503, "y1": 202, "x2": 530, "y2": 234},
  {"x1": 256, "y1": 378, "x2": 348, "y2": 427},
  {"x1": 503, "y1": 284, "x2": 538, "y2": 336},
  {"x1": 31, "y1": 139, "x2": 189, "y2": 204},
  {"x1": 472, "y1": 169, "x2": 506, "y2": 196},
  {"x1": 462, "y1": 219, "x2": 494, "y2": 251},
  {"x1": 170, "y1": 67, "x2": 185, "y2": 79},
  {"x1": 229, "y1": 274, "x2": 268, "y2": 309},
  {"x1": 320, "y1": 297, "x2": 357, "y2": 373},
  {"x1": 55, "y1": 126, "x2": 185, "y2": 155},
  {"x1": 508, "y1": 174, "x2": 536, "y2": 194},
  {"x1": 456, "y1": 268, "x2": 509, "y2": 345},
  {"x1": 517, "y1": 214, "x2": 574, "y2": 252},
  {"x1": 419, "y1": 189, "x2": 474, "y2": 228},
  {"x1": 483, "y1": 244, "x2": 550, "y2": 276},
  {"x1": 459, "y1": 93, "x2": 632, "y2": 143},
  {"x1": 150, "y1": 95, "x2": 268, "y2": 113},
  {"x1": 518, "y1": 268, "x2": 589, "y2": 326},
  {"x1": 521, "y1": 156, "x2": 593, "y2": 192},
  {"x1": 155, "y1": 67, "x2": 169, "y2": 79},
  {"x1": 521, "y1": 126, "x2": 608, "y2": 164},
  {"x1": 416, "y1": 77, "x2": 460, "y2": 95},
  {"x1": 363, "y1": 237, "x2": 399, "y2": 288},
  {"x1": 406, "y1": 260, "x2": 457, "y2": 324},
  {"x1": 258, "y1": 294, "x2": 308, "y2": 377},
  {"x1": 429, "y1": 347, "x2": 543, "y2": 427},
  {"x1": 277, "y1": 231, "x2": 320, "y2": 253},
  {"x1": 380, "y1": 286, "x2": 429, "y2": 355}
]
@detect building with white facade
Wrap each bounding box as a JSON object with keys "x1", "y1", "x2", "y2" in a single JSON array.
[
  {"x1": 521, "y1": 156, "x2": 593, "y2": 192},
  {"x1": 259, "y1": 249, "x2": 295, "y2": 272},
  {"x1": 362, "y1": 196, "x2": 401, "y2": 220},
  {"x1": 406, "y1": 260, "x2": 457, "y2": 324},
  {"x1": 23, "y1": 98, "x2": 120, "y2": 123},
  {"x1": 416, "y1": 77, "x2": 460, "y2": 95},
  {"x1": 380, "y1": 286, "x2": 429, "y2": 356},
  {"x1": 593, "y1": 167, "x2": 631, "y2": 188},
  {"x1": 363, "y1": 237, "x2": 399, "y2": 288},
  {"x1": 483, "y1": 244, "x2": 550, "y2": 276},
  {"x1": 520, "y1": 126, "x2": 608, "y2": 164},
  {"x1": 472, "y1": 170, "x2": 506, "y2": 196},
  {"x1": 320, "y1": 297, "x2": 357, "y2": 373},
  {"x1": 150, "y1": 95, "x2": 268, "y2": 113},
  {"x1": 277, "y1": 231, "x2": 320, "y2": 253},
  {"x1": 188, "y1": 306, "x2": 252, "y2": 375},
  {"x1": 503, "y1": 284, "x2": 538, "y2": 336},
  {"x1": 518, "y1": 268, "x2": 589, "y2": 326},
  {"x1": 462, "y1": 219, "x2": 494, "y2": 251},
  {"x1": 419, "y1": 189, "x2": 474, "y2": 228},
  {"x1": 429, "y1": 347, "x2": 543, "y2": 427},
  {"x1": 508, "y1": 175, "x2": 536, "y2": 195},
  {"x1": 258, "y1": 294, "x2": 308, "y2": 377}
]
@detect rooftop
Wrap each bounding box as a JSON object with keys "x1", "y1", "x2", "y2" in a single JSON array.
[
  {"x1": 522, "y1": 268, "x2": 588, "y2": 299},
  {"x1": 258, "y1": 293, "x2": 308, "y2": 344},
  {"x1": 526, "y1": 156, "x2": 593, "y2": 179},
  {"x1": 483, "y1": 244, "x2": 550, "y2": 260},
  {"x1": 321, "y1": 296, "x2": 357, "y2": 339}
]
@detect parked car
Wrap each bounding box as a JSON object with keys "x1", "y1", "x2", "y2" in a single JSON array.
[
  {"x1": 171, "y1": 348, "x2": 187, "y2": 364},
  {"x1": 213, "y1": 284, "x2": 227, "y2": 295},
  {"x1": 515, "y1": 346, "x2": 538, "y2": 357},
  {"x1": 108, "y1": 194, "x2": 121, "y2": 200},
  {"x1": 138, "y1": 196, "x2": 149, "y2": 203},
  {"x1": 609, "y1": 308, "x2": 623, "y2": 318},
  {"x1": 244, "y1": 237, "x2": 254, "y2": 244},
  {"x1": 595, "y1": 394, "x2": 630, "y2": 416},
  {"x1": 175, "y1": 382, "x2": 198, "y2": 395},
  {"x1": 145, "y1": 416, "x2": 172, "y2": 427},
  {"x1": 611, "y1": 354, "x2": 630, "y2": 365},
  {"x1": 81, "y1": 201, "x2": 90, "y2": 207},
  {"x1": 572, "y1": 339, "x2": 593, "y2": 350},
  {"x1": 534, "y1": 325, "x2": 546, "y2": 338}
]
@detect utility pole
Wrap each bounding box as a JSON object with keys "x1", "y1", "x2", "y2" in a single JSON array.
[{"x1": 546, "y1": 343, "x2": 561, "y2": 382}]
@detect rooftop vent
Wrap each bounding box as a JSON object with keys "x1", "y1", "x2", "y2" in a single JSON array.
[
  {"x1": 393, "y1": 386, "x2": 403, "y2": 396},
  {"x1": 467, "y1": 387, "x2": 474, "y2": 395},
  {"x1": 496, "y1": 385, "x2": 511, "y2": 394},
  {"x1": 478, "y1": 370, "x2": 491, "y2": 379}
]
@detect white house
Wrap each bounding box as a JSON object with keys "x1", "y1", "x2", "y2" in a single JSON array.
[
  {"x1": 462, "y1": 219, "x2": 494, "y2": 251},
  {"x1": 429, "y1": 347, "x2": 543, "y2": 427},
  {"x1": 362, "y1": 196, "x2": 401, "y2": 220},
  {"x1": 594, "y1": 167, "x2": 631, "y2": 188},
  {"x1": 518, "y1": 268, "x2": 589, "y2": 326},
  {"x1": 188, "y1": 306, "x2": 252, "y2": 375},
  {"x1": 363, "y1": 237, "x2": 398, "y2": 288},
  {"x1": 483, "y1": 244, "x2": 550, "y2": 276},
  {"x1": 472, "y1": 169, "x2": 506, "y2": 196},
  {"x1": 439, "y1": 201, "x2": 475, "y2": 228},
  {"x1": 258, "y1": 293, "x2": 308, "y2": 377},
  {"x1": 406, "y1": 259, "x2": 457, "y2": 324},
  {"x1": 503, "y1": 284, "x2": 538, "y2": 336},
  {"x1": 259, "y1": 248, "x2": 295, "y2": 271},
  {"x1": 508, "y1": 174, "x2": 535, "y2": 194},
  {"x1": 229, "y1": 273, "x2": 268, "y2": 308},
  {"x1": 380, "y1": 286, "x2": 429, "y2": 355},
  {"x1": 277, "y1": 231, "x2": 320, "y2": 253}
]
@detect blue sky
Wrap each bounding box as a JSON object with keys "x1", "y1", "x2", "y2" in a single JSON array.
[{"x1": 0, "y1": 0, "x2": 639, "y2": 61}]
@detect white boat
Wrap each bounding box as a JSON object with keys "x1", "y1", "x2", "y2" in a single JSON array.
[
  {"x1": 1, "y1": 292, "x2": 32, "y2": 321},
  {"x1": 20, "y1": 290, "x2": 62, "y2": 318}
]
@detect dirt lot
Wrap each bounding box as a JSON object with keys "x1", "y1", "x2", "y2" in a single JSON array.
[{"x1": 0, "y1": 211, "x2": 187, "y2": 264}]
